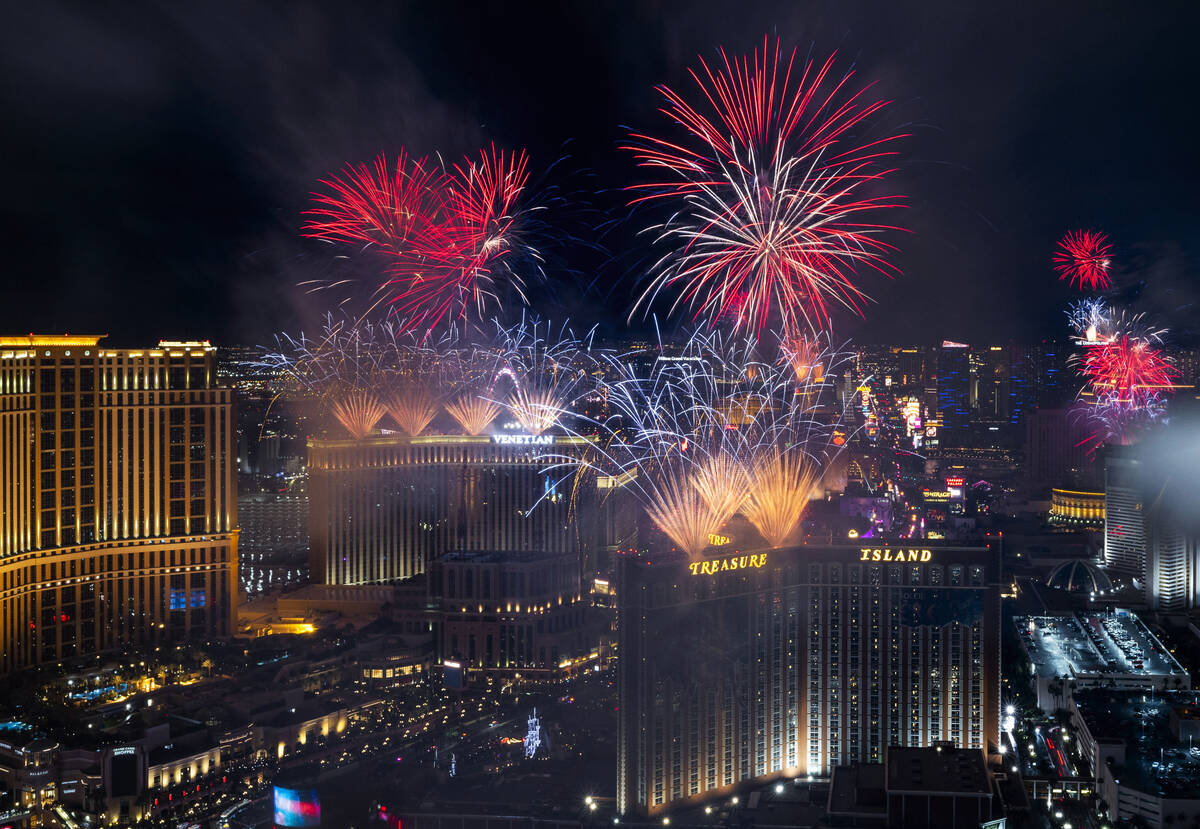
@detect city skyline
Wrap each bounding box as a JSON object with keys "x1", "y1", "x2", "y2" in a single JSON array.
[{"x1": 2, "y1": 5, "x2": 1200, "y2": 829}]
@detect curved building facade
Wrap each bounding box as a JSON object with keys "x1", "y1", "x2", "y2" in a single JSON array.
[
  {"x1": 307, "y1": 434, "x2": 596, "y2": 585},
  {"x1": 1049, "y1": 488, "x2": 1105, "y2": 530},
  {"x1": 0, "y1": 336, "x2": 237, "y2": 674}
]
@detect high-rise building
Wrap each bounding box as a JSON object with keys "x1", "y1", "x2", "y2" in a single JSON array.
[
  {"x1": 937, "y1": 342, "x2": 972, "y2": 446},
  {"x1": 1144, "y1": 517, "x2": 1200, "y2": 611},
  {"x1": 616, "y1": 541, "x2": 1002, "y2": 815},
  {"x1": 1104, "y1": 448, "x2": 1145, "y2": 577},
  {"x1": 307, "y1": 434, "x2": 597, "y2": 586},
  {"x1": 237, "y1": 491, "x2": 309, "y2": 594},
  {"x1": 974, "y1": 346, "x2": 1009, "y2": 422},
  {"x1": 1142, "y1": 445, "x2": 1200, "y2": 611},
  {"x1": 0, "y1": 335, "x2": 237, "y2": 674}
]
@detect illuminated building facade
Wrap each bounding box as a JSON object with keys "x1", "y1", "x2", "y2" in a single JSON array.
[
  {"x1": 1048, "y1": 488, "x2": 1105, "y2": 530},
  {"x1": 1104, "y1": 449, "x2": 1145, "y2": 577},
  {"x1": 0, "y1": 335, "x2": 236, "y2": 674},
  {"x1": 429, "y1": 549, "x2": 601, "y2": 677},
  {"x1": 1144, "y1": 500, "x2": 1200, "y2": 613},
  {"x1": 238, "y1": 492, "x2": 309, "y2": 593},
  {"x1": 307, "y1": 434, "x2": 596, "y2": 586},
  {"x1": 616, "y1": 542, "x2": 1001, "y2": 815},
  {"x1": 937, "y1": 342, "x2": 971, "y2": 446}
]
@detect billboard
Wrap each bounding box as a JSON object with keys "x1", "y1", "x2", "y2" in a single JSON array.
[
  {"x1": 273, "y1": 785, "x2": 321, "y2": 828},
  {"x1": 109, "y1": 747, "x2": 139, "y2": 798}
]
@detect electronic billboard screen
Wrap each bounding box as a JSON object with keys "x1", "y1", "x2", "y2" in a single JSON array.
[{"x1": 273, "y1": 785, "x2": 321, "y2": 827}]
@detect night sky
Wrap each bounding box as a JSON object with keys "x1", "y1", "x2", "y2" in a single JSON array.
[{"x1": 2, "y1": 1, "x2": 1198, "y2": 346}]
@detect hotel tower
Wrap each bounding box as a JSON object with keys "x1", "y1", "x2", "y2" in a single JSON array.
[
  {"x1": 0, "y1": 335, "x2": 237, "y2": 674},
  {"x1": 308, "y1": 433, "x2": 597, "y2": 585},
  {"x1": 616, "y1": 541, "x2": 1002, "y2": 815}
]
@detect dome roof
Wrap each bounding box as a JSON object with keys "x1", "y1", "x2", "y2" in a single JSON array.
[{"x1": 1046, "y1": 559, "x2": 1112, "y2": 594}]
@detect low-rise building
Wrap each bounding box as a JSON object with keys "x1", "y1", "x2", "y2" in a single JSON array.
[
  {"x1": 1015, "y1": 610, "x2": 1189, "y2": 712},
  {"x1": 1071, "y1": 689, "x2": 1200, "y2": 829},
  {"x1": 827, "y1": 743, "x2": 1025, "y2": 828}
]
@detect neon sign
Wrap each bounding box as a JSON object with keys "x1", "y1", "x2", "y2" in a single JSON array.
[
  {"x1": 492, "y1": 434, "x2": 554, "y2": 446},
  {"x1": 688, "y1": 553, "x2": 768, "y2": 575},
  {"x1": 859, "y1": 548, "x2": 932, "y2": 562}
]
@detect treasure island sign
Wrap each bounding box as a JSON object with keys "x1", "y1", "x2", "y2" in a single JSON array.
[
  {"x1": 686, "y1": 548, "x2": 935, "y2": 577},
  {"x1": 687, "y1": 554, "x2": 768, "y2": 576}
]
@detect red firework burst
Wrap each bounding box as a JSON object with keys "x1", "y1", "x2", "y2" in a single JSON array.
[
  {"x1": 304, "y1": 145, "x2": 536, "y2": 336},
  {"x1": 1080, "y1": 335, "x2": 1177, "y2": 408},
  {"x1": 386, "y1": 146, "x2": 533, "y2": 332},
  {"x1": 303, "y1": 151, "x2": 440, "y2": 257},
  {"x1": 625, "y1": 36, "x2": 905, "y2": 338},
  {"x1": 1053, "y1": 230, "x2": 1113, "y2": 291}
]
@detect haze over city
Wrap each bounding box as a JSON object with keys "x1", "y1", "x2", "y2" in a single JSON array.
[{"x1": 0, "y1": 4, "x2": 1199, "y2": 829}]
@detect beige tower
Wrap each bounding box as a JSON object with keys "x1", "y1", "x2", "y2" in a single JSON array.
[{"x1": 0, "y1": 335, "x2": 237, "y2": 674}]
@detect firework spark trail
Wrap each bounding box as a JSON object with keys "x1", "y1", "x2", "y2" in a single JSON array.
[
  {"x1": 741, "y1": 448, "x2": 822, "y2": 548},
  {"x1": 303, "y1": 151, "x2": 440, "y2": 255},
  {"x1": 1079, "y1": 335, "x2": 1177, "y2": 408},
  {"x1": 331, "y1": 390, "x2": 387, "y2": 439},
  {"x1": 252, "y1": 315, "x2": 438, "y2": 439},
  {"x1": 491, "y1": 315, "x2": 598, "y2": 436},
  {"x1": 510, "y1": 386, "x2": 563, "y2": 435},
  {"x1": 304, "y1": 146, "x2": 546, "y2": 339},
  {"x1": 1066, "y1": 297, "x2": 1111, "y2": 343},
  {"x1": 445, "y1": 392, "x2": 501, "y2": 435},
  {"x1": 550, "y1": 330, "x2": 851, "y2": 557},
  {"x1": 1070, "y1": 311, "x2": 1179, "y2": 448},
  {"x1": 1054, "y1": 230, "x2": 1114, "y2": 291},
  {"x1": 386, "y1": 387, "x2": 439, "y2": 436},
  {"x1": 690, "y1": 452, "x2": 750, "y2": 525},
  {"x1": 387, "y1": 146, "x2": 542, "y2": 335},
  {"x1": 254, "y1": 314, "x2": 403, "y2": 396},
  {"x1": 625, "y1": 37, "x2": 906, "y2": 339}
]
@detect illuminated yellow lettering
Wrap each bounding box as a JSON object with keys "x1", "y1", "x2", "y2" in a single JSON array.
[
  {"x1": 920, "y1": 550, "x2": 931, "y2": 562},
  {"x1": 872, "y1": 550, "x2": 881, "y2": 561},
  {"x1": 689, "y1": 552, "x2": 770, "y2": 576},
  {"x1": 860, "y1": 550, "x2": 870, "y2": 561}
]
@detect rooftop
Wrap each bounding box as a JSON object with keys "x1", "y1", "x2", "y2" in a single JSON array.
[
  {"x1": 307, "y1": 433, "x2": 597, "y2": 449},
  {"x1": 1015, "y1": 610, "x2": 1188, "y2": 681},
  {"x1": 0, "y1": 334, "x2": 106, "y2": 347},
  {"x1": 827, "y1": 762, "x2": 886, "y2": 817},
  {"x1": 886, "y1": 744, "x2": 991, "y2": 795},
  {"x1": 1075, "y1": 689, "x2": 1200, "y2": 799}
]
